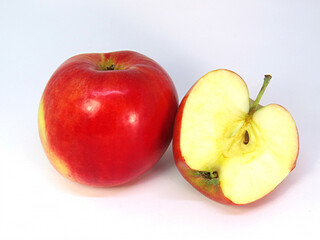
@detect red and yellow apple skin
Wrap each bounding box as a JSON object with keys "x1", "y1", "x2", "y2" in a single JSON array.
[
  {"x1": 39, "y1": 50, "x2": 178, "y2": 187},
  {"x1": 173, "y1": 70, "x2": 299, "y2": 205}
]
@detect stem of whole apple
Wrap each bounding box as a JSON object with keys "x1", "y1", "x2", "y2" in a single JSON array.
[
  {"x1": 249, "y1": 75, "x2": 272, "y2": 114},
  {"x1": 98, "y1": 53, "x2": 115, "y2": 70}
]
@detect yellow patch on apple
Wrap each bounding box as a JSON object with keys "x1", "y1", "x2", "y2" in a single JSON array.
[{"x1": 38, "y1": 98, "x2": 73, "y2": 180}]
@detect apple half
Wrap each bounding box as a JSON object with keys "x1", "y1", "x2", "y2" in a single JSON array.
[{"x1": 173, "y1": 69, "x2": 299, "y2": 205}]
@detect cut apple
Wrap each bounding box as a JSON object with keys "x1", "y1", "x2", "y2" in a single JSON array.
[{"x1": 173, "y1": 69, "x2": 299, "y2": 205}]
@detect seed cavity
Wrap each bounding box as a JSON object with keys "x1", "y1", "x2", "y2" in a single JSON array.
[{"x1": 244, "y1": 130, "x2": 249, "y2": 145}]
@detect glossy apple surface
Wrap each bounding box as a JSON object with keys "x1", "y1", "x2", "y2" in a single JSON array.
[
  {"x1": 173, "y1": 69, "x2": 299, "y2": 205},
  {"x1": 39, "y1": 50, "x2": 178, "y2": 187}
]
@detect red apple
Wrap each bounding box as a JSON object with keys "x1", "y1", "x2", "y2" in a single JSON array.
[
  {"x1": 39, "y1": 50, "x2": 178, "y2": 187},
  {"x1": 173, "y1": 69, "x2": 299, "y2": 205}
]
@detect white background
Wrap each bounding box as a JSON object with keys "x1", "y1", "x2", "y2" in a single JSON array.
[{"x1": 1, "y1": 0, "x2": 320, "y2": 239}]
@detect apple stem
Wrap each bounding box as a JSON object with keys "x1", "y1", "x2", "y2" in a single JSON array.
[{"x1": 249, "y1": 74, "x2": 272, "y2": 114}]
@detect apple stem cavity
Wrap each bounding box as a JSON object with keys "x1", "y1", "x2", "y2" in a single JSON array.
[
  {"x1": 249, "y1": 74, "x2": 272, "y2": 115},
  {"x1": 98, "y1": 53, "x2": 116, "y2": 71}
]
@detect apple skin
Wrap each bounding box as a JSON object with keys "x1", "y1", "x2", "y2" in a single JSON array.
[
  {"x1": 39, "y1": 50, "x2": 178, "y2": 187},
  {"x1": 172, "y1": 74, "x2": 299, "y2": 205}
]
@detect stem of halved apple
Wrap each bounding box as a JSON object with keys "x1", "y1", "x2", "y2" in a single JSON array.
[
  {"x1": 249, "y1": 75, "x2": 272, "y2": 115},
  {"x1": 242, "y1": 75, "x2": 272, "y2": 145}
]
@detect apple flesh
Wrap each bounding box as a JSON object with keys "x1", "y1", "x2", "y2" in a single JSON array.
[
  {"x1": 39, "y1": 50, "x2": 178, "y2": 187},
  {"x1": 173, "y1": 69, "x2": 299, "y2": 205}
]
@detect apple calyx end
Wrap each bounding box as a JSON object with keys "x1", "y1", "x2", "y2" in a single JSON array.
[{"x1": 198, "y1": 170, "x2": 219, "y2": 180}]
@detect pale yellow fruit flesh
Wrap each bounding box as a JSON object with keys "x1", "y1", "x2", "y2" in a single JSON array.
[{"x1": 180, "y1": 69, "x2": 298, "y2": 204}]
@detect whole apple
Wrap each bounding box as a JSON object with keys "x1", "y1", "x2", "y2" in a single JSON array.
[
  {"x1": 39, "y1": 50, "x2": 178, "y2": 187},
  {"x1": 173, "y1": 69, "x2": 299, "y2": 205}
]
